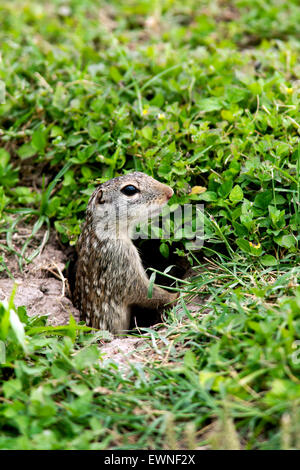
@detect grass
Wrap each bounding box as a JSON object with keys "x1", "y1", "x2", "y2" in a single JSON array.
[{"x1": 0, "y1": 0, "x2": 299, "y2": 450}]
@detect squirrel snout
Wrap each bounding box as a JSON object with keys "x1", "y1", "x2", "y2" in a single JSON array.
[{"x1": 165, "y1": 186, "x2": 174, "y2": 200}]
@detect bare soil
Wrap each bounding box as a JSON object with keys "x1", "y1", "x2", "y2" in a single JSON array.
[{"x1": 0, "y1": 228, "x2": 80, "y2": 325}]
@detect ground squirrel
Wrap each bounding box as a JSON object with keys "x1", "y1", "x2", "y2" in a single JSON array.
[{"x1": 74, "y1": 172, "x2": 178, "y2": 334}]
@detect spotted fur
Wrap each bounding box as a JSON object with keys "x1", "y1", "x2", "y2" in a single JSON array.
[{"x1": 74, "y1": 172, "x2": 178, "y2": 334}]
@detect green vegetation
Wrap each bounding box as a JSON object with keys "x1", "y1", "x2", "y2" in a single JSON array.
[{"x1": 0, "y1": 0, "x2": 299, "y2": 450}]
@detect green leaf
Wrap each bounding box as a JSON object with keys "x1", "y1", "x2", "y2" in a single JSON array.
[
  {"x1": 232, "y1": 221, "x2": 248, "y2": 237},
  {"x1": 32, "y1": 128, "x2": 47, "y2": 152},
  {"x1": 236, "y1": 238, "x2": 251, "y2": 254},
  {"x1": 109, "y1": 66, "x2": 122, "y2": 83},
  {"x1": 184, "y1": 350, "x2": 197, "y2": 369},
  {"x1": 274, "y1": 234, "x2": 296, "y2": 249},
  {"x1": 141, "y1": 126, "x2": 153, "y2": 141},
  {"x1": 254, "y1": 191, "x2": 273, "y2": 209},
  {"x1": 9, "y1": 307, "x2": 28, "y2": 353},
  {"x1": 196, "y1": 97, "x2": 223, "y2": 112},
  {"x1": 0, "y1": 149, "x2": 10, "y2": 166},
  {"x1": 221, "y1": 109, "x2": 234, "y2": 122},
  {"x1": 159, "y1": 242, "x2": 169, "y2": 258},
  {"x1": 236, "y1": 239, "x2": 262, "y2": 256},
  {"x1": 260, "y1": 255, "x2": 278, "y2": 266},
  {"x1": 268, "y1": 205, "x2": 285, "y2": 227},
  {"x1": 197, "y1": 191, "x2": 217, "y2": 202},
  {"x1": 229, "y1": 185, "x2": 244, "y2": 203},
  {"x1": 88, "y1": 122, "x2": 102, "y2": 140},
  {"x1": 225, "y1": 86, "x2": 249, "y2": 103},
  {"x1": 73, "y1": 345, "x2": 100, "y2": 370},
  {"x1": 17, "y1": 144, "x2": 36, "y2": 160},
  {"x1": 218, "y1": 179, "x2": 233, "y2": 198},
  {"x1": 2, "y1": 379, "x2": 22, "y2": 399}
]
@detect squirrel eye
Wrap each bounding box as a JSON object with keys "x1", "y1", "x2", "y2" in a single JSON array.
[{"x1": 121, "y1": 185, "x2": 140, "y2": 196}]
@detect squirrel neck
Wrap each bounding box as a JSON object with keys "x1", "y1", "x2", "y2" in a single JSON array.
[
  {"x1": 87, "y1": 206, "x2": 138, "y2": 242},
  {"x1": 78, "y1": 215, "x2": 145, "y2": 281}
]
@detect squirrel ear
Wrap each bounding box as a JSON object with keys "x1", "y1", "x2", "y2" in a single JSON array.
[{"x1": 95, "y1": 189, "x2": 105, "y2": 205}]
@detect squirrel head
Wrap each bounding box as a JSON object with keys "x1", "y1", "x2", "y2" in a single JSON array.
[{"x1": 87, "y1": 172, "x2": 173, "y2": 240}]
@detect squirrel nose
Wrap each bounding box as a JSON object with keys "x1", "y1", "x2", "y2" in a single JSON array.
[{"x1": 165, "y1": 187, "x2": 174, "y2": 200}]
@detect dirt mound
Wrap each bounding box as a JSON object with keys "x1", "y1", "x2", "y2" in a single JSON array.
[{"x1": 0, "y1": 278, "x2": 80, "y2": 325}]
